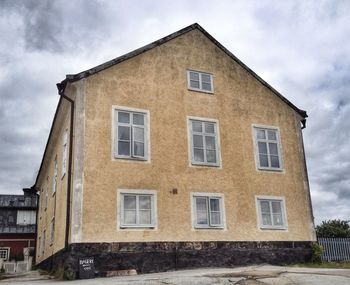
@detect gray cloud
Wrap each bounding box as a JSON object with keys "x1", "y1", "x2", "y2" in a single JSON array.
[{"x1": 0, "y1": 0, "x2": 349, "y2": 225}]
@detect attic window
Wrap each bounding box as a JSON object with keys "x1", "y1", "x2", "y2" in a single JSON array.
[{"x1": 187, "y1": 70, "x2": 214, "y2": 93}]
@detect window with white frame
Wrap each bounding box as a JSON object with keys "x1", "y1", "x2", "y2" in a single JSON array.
[
  {"x1": 257, "y1": 197, "x2": 287, "y2": 229},
  {"x1": 62, "y1": 129, "x2": 68, "y2": 178},
  {"x1": 37, "y1": 237, "x2": 41, "y2": 256},
  {"x1": 53, "y1": 156, "x2": 57, "y2": 194},
  {"x1": 254, "y1": 127, "x2": 282, "y2": 170},
  {"x1": 120, "y1": 192, "x2": 156, "y2": 228},
  {"x1": 187, "y1": 70, "x2": 213, "y2": 93},
  {"x1": 42, "y1": 230, "x2": 46, "y2": 254},
  {"x1": 50, "y1": 218, "x2": 55, "y2": 244},
  {"x1": 16, "y1": 210, "x2": 36, "y2": 225},
  {"x1": 44, "y1": 178, "x2": 48, "y2": 210},
  {"x1": 193, "y1": 195, "x2": 224, "y2": 228},
  {"x1": 189, "y1": 119, "x2": 220, "y2": 166},
  {"x1": 114, "y1": 109, "x2": 148, "y2": 160},
  {"x1": 0, "y1": 248, "x2": 9, "y2": 260}
]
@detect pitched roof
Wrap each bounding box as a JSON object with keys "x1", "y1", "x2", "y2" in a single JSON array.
[{"x1": 57, "y1": 23, "x2": 307, "y2": 118}]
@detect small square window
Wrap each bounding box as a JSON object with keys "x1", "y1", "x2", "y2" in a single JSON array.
[
  {"x1": 119, "y1": 191, "x2": 156, "y2": 228},
  {"x1": 253, "y1": 126, "x2": 283, "y2": 171},
  {"x1": 256, "y1": 197, "x2": 287, "y2": 229},
  {"x1": 187, "y1": 70, "x2": 214, "y2": 93},
  {"x1": 0, "y1": 248, "x2": 9, "y2": 260},
  {"x1": 192, "y1": 194, "x2": 224, "y2": 229}
]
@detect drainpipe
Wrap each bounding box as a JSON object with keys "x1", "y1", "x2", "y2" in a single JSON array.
[{"x1": 57, "y1": 83, "x2": 74, "y2": 250}]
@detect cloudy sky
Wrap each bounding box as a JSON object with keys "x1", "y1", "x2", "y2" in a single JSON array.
[{"x1": 0, "y1": 0, "x2": 349, "y2": 224}]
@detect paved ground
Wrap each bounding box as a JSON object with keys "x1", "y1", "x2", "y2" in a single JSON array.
[{"x1": 1, "y1": 265, "x2": 350, "y2": 284}]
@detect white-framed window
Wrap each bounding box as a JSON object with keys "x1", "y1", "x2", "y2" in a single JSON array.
[
  {"x1": 256, "y1": 196, "x2": 287, "y2": 229},
  {"x1": 0, "y1": 248, "x2": 9, "y2": 260},
  {"x1": 188, "y1": 118, "x2": 220, "y2": 166},
  {"x1": 187, "y1": 70, "x2": 214, "y2": 93},
  {"x1": 37, "y1": 236, "x2": 41, "y2": 256},
  {"x1": 113, "y1": 107, "x2": 149, "y2": 161},
  {"x1": 42, "y1": 230, "x2": 46, "y2": 254},
  {"x1": 50, "y1": 218, "x2": 55, "y2": 245},
  {"x1": 191, "y1": 193, "x2": 225, "y2": 229},
  {"x1": 53, "y1": 156, "x2": 58, "y2": 194},
  {"x1": 62, "y1": 129, "x2": 68, "y2": 178},
  {"x1": 44, "y1": 178, "x2": 48, "y2": 210},
  {"x1": 16, "y1": 210, "x2": 36, "y2": 225},
  {"x1": 253, "y1": 126, "x2": 283, "y2": 171},
  {"x1": 118, "y1": 190, "x2": 156, "y2": 228}
]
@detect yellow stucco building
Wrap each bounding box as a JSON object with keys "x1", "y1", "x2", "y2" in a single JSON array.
[{"x1": 33, "y1": 24, "x2": 316, "y2": 277}]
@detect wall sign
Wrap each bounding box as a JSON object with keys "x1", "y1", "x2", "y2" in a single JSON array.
[{"x1": 78, "y1": 257, "x2": 95, "y2": 279}]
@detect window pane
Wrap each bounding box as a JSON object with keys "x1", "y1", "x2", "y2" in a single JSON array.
[
  {"x1": 192, "y1": 121, "x2": 202, "y2": 132},
  {"x1": 133, "y1": 127, "x2": 144, "y2": 142},
  {"x1": 124, "y1": 210, "x2": 136, "y2": 224},
  {"x1": 194, "y1": 148, "x2": 204, "y2": 162},
  {"x1": 124, "y1": 196, "x2": 136, "y2": 210},
  {"x1": 133, "y1": 113, "x2": 144, "y2": 125},
  {"x1": 205, "y1": 123, "x2": 215, "y2": 133},
  {"x1": 270, "y1": 155, "x2": 280, "y2": 168},
  {"x1": 118, "y1": 112, "x2": 130, "y2": 123},
  {"x1": 271, "y1": 201, "x2": 282, "y2": 214},
  {"x1": 206, "y1": 150, "x2": 217, "y2": 163},
  {"x1": 269, "y1": 143, "x2": 278, "y2": 155},
  {"x1": 273, "y1": 213, "x2": 283, "y2": 226},
  {"x1": 189, "y1": 72, "x2": 199, "y2": 80},
  {"x1": 210, "y1": 212, "x2": 221, "y2": 225},
  {"x1": 258, "y1": 142, "x2": 267, "y2": 154},
  {"x1": 139, "y1": 210, "x2": 151, "y2": 224},
  {"x1": 201, "y1": 74, "x2": 211, "y2": 83},
  {"x1": 139, "y1": 196, "x2": 151, "y2": 210},
  {"x1": 134, "y1": 142, "x2": 145, "y2": 157},
  {"x1": 256, "y1": 129, "x2": 266, "y2": 139},
  {"x1": 118, "y1": 141, "x2": 130, "y2": 156},
  {"x1": 210, "y1": 198, "x2": 220, "y2": 211},
  {"x1": 260, "y1": 201, "x2": 270, "y2": 213},
  {"x1": 190, "y1": 80, "x2": 200, "y2": 89},
  {"x1": 267, "y1": 130, "x2": 277, "y2": 140},
  {"x1": 202, "y1": 82, "x2": 211, "y2": 91},
  {"x1": 196, "y1": 211, "x2": 208, "y2": 225},
  {"x1": 262, "y1": 213, "x2": 272, "y2": 225},
  {"x1": 196, "y1": 197, "x2": 207, "y2": 211},
  {"x1": 259, "y1": 154, "x2": 269, "y2": 167},
  {"x1": 205, "y1": 136, "x2": 216, "y2": 150},
  {"x1": 118, "y1": 126, "x2": 130, "y2": 140},
  {"x1": 193, "y1": 135, "x2": 204, "y2": 148}
]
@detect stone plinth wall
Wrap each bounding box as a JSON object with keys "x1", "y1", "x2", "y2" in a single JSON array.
[{"x1": 38, "y1": 241, "x2": 312, "y2": 277}]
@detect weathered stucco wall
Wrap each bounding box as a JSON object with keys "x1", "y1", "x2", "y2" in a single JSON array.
[
  {"x1": 36, "y1": 98, "x2": 71, "y2": 263},
  {"x1": 75, "y1": 29, "x2": 315, "y2": 243}
]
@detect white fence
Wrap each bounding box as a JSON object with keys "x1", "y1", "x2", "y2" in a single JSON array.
[{"x1": 318, "y1": 238, "x2": 350, "y2": 262}]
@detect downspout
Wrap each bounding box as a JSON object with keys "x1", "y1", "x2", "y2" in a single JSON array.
[{"x1": 57, "y1": 83, "x2": 74, "y2": 249}]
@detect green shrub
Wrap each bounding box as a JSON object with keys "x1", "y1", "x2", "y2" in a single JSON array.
[{"x1": 311, "y1": 243, "x2": 323, "y2": 263}]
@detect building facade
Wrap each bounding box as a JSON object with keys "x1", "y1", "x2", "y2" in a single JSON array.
[
  {"x1": 0, "y1": 188, "x2": 37, "y2": 265},
  {"x1": 33, "y1": 24, "x2": 316, "y2": 277}
]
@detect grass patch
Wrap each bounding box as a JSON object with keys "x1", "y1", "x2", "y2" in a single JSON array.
[{"x1": 293, "y1": 262, "x2": 350, "y2": 269}]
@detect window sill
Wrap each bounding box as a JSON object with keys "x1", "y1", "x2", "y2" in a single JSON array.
[
  {"x1": 113, "y1": 156, "x2": 149, "y2": 163},
  {"x1": 191, "y1": 162, "x2": 221, "y2": 168},
  {"x1": 257, "y1": 167, "x2": 284, "y2": 172},
  {"x1": 194, "y1": 226, "x2": 224, "y2": 230},
  {"x1": 188, "y1": 88, "x2": 214, "y2": 94},
  {"x1": 120, "y1": 225, "x2": 156, "y2": 230},
  {"x1": 260, "y1": 226, "x2": 287, "y2": 230}
]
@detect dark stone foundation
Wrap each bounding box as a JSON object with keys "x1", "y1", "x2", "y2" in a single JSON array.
[{"x1": 38, "y1": 241, "x2": 312, "y2": 277}]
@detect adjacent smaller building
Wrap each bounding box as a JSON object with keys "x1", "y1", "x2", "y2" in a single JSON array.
[{"x1": 0, "y1": 188, "x2": 37, "y2": 262}]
